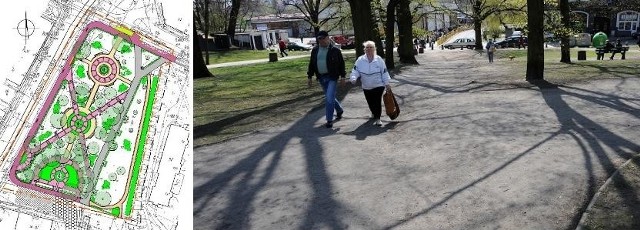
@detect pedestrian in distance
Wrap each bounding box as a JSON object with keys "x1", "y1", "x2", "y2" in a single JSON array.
[
  {"x1": 278, "y1": 39, "x2": 289, "y2": 57},
  {"x1": 517, "y1": 36, "x2": 524, "y2": 49},
  {"x1": 604, "y1": 39, "x2": 614, "y2": 52},
  {"x1": 485, "y1": 39, "x2": 496, "y2": 63},
  {"x1": 348, "y1": 40, "x2": 392, "y2": 127},
  {"x1": 307, "y1": 31, "x2": 346, "y2": 128},
  {"x1": 610, "y1": 39, "x2": 622, "y2": 60}
]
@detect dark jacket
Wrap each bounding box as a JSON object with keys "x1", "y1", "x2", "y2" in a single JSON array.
[{"x1": 307, "y1": 45, "x2": 346, "y2": 80}]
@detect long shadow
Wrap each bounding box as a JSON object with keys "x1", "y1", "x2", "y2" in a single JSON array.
[
  {"x1": 194, "y1": 86, "x2": 353, "y2": 229},
  {"x1": 382, "y1": 80, "x2": 640, "y2": 229},
  {"x1": 394, "y1": 77, "x2": 501, "y2": 94},
  {"x1": 343, "y1": 120, "x2": 399, "y2": 140},
  {"x1": 532, "y1": 80, "x2": 640, "y2": 229},
  {"x1": 194, "y1": 112, "x2": 342, "y2": 229},
  {"x1": 382, "y1": 130, "x2": 562, "y2": 229},
  {"x1": 561, "y1": 85, "x2": 640, "y2": 120},
  {"x1": 568, "y1": 62, "x2": 640, "y2": 77}
]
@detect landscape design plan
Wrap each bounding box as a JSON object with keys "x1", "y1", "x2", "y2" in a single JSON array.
[{"x1": 0, "y1": 0, "x2": 192, "y2": 229}]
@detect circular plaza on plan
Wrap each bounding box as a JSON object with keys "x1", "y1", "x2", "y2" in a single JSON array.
[{"x1": 89, "y1": 55, "x2": 119, "y2": 85}]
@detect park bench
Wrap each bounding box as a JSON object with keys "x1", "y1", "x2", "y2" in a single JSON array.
[{"x1": 595, "y1": 46, "x2": 629, "y2": 60}]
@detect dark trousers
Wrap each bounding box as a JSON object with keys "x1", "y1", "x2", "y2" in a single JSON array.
[
  {"x1": 610, "y1": 51, "x2": 619, "y2": 59},
  {"x1": 363, "y1": 87, "x2": 385, "y2": 119}
]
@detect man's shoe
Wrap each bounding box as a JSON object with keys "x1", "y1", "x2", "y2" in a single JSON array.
[
  {"x1": 373, "y1": 119, "x2": 382, "y2": 126},
  {"x1": 335, "y1": 111, "x2": 343, "y2": 120},
  {"x1": 325, "y1": 121, "x2": 333, "y2": 128}
]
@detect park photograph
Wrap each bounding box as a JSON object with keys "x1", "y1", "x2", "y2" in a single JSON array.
[{"x1": 193, "y1": 0, "x2": 640, "y2": 229}]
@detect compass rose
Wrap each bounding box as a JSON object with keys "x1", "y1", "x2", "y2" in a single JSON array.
[{"x1": 16, "y1": 12, "x2": 36, "y2": 51}]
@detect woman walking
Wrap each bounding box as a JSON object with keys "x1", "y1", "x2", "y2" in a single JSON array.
[{"x1": 349, "y1": 41, "x2": 391, "y2": 126}]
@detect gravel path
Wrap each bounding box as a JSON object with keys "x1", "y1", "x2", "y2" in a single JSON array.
[{"x1": 194, "y1": 49, "x2": 640, "y2": 229}]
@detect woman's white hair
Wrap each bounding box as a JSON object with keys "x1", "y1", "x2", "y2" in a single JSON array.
[
  {"x1": 362, "y1": 40, "x2": 376, "y2": 54},
  {"x1": 362, "y1": 40, "x2": 376, "y2": 48}
]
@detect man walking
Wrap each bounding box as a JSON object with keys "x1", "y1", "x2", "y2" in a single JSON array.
[
  {"x1": 486, "y1": 40, "x2": 496, "y2": 63},
  {"x1": 278, "y1": 39, "x2": 288, "y2": 57},
  {"x1": 307, "y1": 31, "x2": 346, "y2": 128}
]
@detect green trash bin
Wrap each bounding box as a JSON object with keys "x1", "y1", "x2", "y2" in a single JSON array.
[{"x1": 592, "y1": 32, "x2": 608, "y2": 48}]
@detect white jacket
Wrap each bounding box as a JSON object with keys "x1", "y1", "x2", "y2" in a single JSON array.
[{"x1": 349, "y1": 55, "x2": 391, "y2": 90}]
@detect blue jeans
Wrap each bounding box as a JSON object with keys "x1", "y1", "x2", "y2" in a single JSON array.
[{"x1": 318, "y1": 75, "x2": 343, "y2": 122}]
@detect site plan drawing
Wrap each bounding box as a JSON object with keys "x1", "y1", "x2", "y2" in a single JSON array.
[{"x1": 0, "y1": 0, "x2": 192, "y2": 229}]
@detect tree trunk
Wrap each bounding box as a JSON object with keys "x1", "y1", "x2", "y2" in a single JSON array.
[
  {"x1": 204, "y1": 1, "x2": 210, "y2": 64},
  {"x1": 396, "y1": 0, "x2": 417, "y2": 63},
  {"x1": 226, "y1": 0, "x2": 242, "y2": 43},
  {"x1": 473, "y1": 0, "x2": 483, "y2": 50},
  {"x1": 194, "y1": 23, "x2": 214, "y2": 79},
  {"x1": 347, "y1": 0, "x2": 381, "y2": 57},
  {"x1": 473, "y1": 19, "x2": 483, "y2": 50},
  {"x1": 385, "y1": 0, "x2": 400, "y2": 69},
  {"x1": 526, "y1": 0, "x2": 544, "y2": 82},
  {"x1": 559, "y1": 0, "x2": 571, "y2": 63},
  {"x1": 396, "y1": 0, "x2": 418, "y2": 64},
  {"x1": 311, "y1": 13, "x2": 320, "y2": 35}
]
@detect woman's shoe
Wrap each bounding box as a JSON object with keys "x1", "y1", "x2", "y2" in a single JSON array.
[{"x1": 325, "y1": 121, "x2": 333, "y2": 128}]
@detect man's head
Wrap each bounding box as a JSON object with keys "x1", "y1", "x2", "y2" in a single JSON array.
[{"x1": 316, "y1": 31, "x2": 330, "y2": 47}]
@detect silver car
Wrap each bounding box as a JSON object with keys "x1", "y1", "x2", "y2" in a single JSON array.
[{"x1": 443, "y1": 38, "x2": 476, "y2": 49}]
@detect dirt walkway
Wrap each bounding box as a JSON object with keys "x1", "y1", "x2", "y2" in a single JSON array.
[{"x1": 194, "y1": 49, "x2": 640, "y2": 229}]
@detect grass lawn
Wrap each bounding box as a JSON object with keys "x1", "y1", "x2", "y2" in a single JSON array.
[
  {"x1": 205, "y1": 49, "x2": 313, "y2": 64},
  {"x1": 194, "y1": 54, "x2": 356, "y2": 146}
]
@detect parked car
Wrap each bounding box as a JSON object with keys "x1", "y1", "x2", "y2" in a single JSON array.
[
  {"x1": 305, "y1": 37, "x2": 341, "y2": 49},
  {"x1": 569, "y1": 33, "x2": 592, "y2": 47},
  {"x1": 443, "y1": 38, "x2": 476, "y2": 49},
  {"x1": 287, "y1": 41, "x2": 312, "y2": 51},
  {"x1": 332, "y1": 35, "x2": 355, "y2": 49},
  {"x1": 544, "y1": 32, "x2": 556, "y2": 42},
  {"x1": 495, "y1": 36, "x2": 527, "y2": 48}
]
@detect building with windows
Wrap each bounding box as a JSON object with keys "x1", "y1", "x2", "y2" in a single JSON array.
[
  {"x1": 250, "y1": 13, "x2": 312, "y2": 39},
  {"x1": 569, "y1": 0, "x2": 640, "y2": 37}
]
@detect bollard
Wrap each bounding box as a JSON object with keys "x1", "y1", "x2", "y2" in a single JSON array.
[
  {"x1": 269, "y1": 52, "x2": 278, "y2": 62},
  {"x1": 577, "y1": 51, "x2": 586, "y2": 60}
]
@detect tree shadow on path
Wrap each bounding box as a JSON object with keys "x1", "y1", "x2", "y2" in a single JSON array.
[
  {"x1": 193, "y1": 89, "x2": 357, "y2": 229},
  {"x1": 382, "y1": 79, "x2": 640, "y2": 229},
  {"x1": 533, "y1": 80, "x2": 640, "y2": 228}
]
